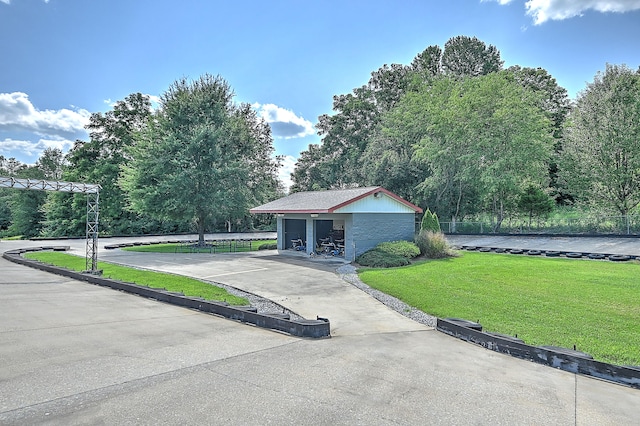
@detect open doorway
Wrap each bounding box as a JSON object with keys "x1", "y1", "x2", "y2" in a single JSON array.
[
  {"x1": 314, "y1": 219, "x2": 345, "y2": 256},
  {"x1": 283, "y1": 219, "x2": 306, "y2": 249}
]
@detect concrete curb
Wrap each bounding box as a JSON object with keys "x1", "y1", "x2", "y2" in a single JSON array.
[
  {"x1": 3, "y1": 247, "x2": 330, "y2": 339},
  {"x1": 437, "y1": 318, "x2": 640, "y2": 389}
]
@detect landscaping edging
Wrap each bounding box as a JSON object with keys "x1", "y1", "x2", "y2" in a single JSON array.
[
  {"x1": 456, "y1": 245, "x2": 636, "y2": 261},
  {"x1": 437, "y1": 318, "x2": 640, "y2": 390},
  {"x1": 3, "y1": 247, "x2": 330, "y2": 339},
  {"x1": 341, "y1": 264, "x2": 640, "y2": 390}
]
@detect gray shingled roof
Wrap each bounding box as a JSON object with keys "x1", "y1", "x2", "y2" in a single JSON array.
[{"x1": 251, "y1": 186, "x2": 421, "y2": 213}]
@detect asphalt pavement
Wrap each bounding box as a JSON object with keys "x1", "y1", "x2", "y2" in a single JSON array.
[{"x1": 1, "y1": 234, "x2": 640, "y2": 425}]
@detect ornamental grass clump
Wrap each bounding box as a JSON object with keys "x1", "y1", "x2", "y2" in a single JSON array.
[{"x1": 415, "y1": 230, "x2": 455, "y2": 259}]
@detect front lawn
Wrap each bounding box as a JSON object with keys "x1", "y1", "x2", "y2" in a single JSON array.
[
  {"x1": 122, "y1": 240, "x2": 276, "y2": 253},
  {"x1": 23, "y1": 251, "x2": 249, "y2": 305},
  {"x1": 358, "y1": 251, "x2": 640, "y2": 365}
]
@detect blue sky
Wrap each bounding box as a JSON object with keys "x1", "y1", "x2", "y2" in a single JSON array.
[{"x1": 1, "y1": 0, "x2": 640, "y2": 188}]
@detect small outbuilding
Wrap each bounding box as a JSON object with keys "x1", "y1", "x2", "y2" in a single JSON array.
[{"x1": 250, "y1": 186, "x2": 422, "y2": 261}]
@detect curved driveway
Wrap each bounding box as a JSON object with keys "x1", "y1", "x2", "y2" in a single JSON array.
[{"x1": 2, "y1": 235, "x2": 640, "y2": 424}]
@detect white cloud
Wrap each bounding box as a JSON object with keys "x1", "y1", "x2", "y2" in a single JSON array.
[
  {"x1": 484, "y1": 0, "x2": 640, "y2": 24},
  {"x1": 1, "y1": 0, "x2": 51, "y2": 5},
  {"x1": 0, "y1": 137, "x2": 74, "y2": 159},
  {"x1": 147, "y1": 94, "x2": 161, "y2": 105},
  {"x1": 0, "y1": 92, "x2": 90, "y2": 137},
  {"x1": 278, "y1": 154, "x2": 297, "y2": 191},
  {"x1": 104, "y1": 94, "x2": 161, "y2": 110},
  {"x1": 253, "y1": 103, "x2": 315, "y2": 139}
]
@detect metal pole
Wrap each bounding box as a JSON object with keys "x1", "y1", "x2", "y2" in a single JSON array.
[
  {"x1": 85, "y1": 191, "x2": 100, "y2": 274},
  {"x1": 625, "y1": 215, "x2": 631, "y2": 235}
]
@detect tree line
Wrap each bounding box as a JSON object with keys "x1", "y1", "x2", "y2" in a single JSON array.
[
  {"x1": 291, "y1": 36, "x2": 640, "y2": 231},
  {"x1": 1, "y1": 36, "x2": 639, "y2": 238},
  {"x1": 0, "y1": 75, "x2": 281, "y2": 243}
]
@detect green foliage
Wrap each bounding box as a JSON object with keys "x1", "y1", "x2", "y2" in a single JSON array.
[
  {"x1": 420, "y1": 209, "x2": 441, "y2": 232},
  {"x1": 8, "y1": 165, "x2": 47, "y2": 238},
  {"x1": 376, "y1": 240, "x2": 421, "y2": 258},
  {"x1": 0, "y1": 189, "x2": 14, "y2": 233},
  {"x1": 120, "y1": 75, "x2": 280, "y2": 244},
  {"x1": 291, "y1": 36, "x2": 576, "y2": 227},
  {"x1": 356, "y1": 240, "x2": 419, "y2": 267},
  {"x1": 359, "y1": 252, "x2": 640, "y2": 365},
  {"x1": 121, "y1": 240, "x2": 277, "y2": 253},
  {"x1": 258, "y1": 242, "x2": 278, "y2": 250},
  {"x1": 41, "y1": 94, "x2": 168, "y2": 238},
  {"x1": 356, "y1": 249, "x2": 410, "y2": 268},
  {"x1": 292, "y1": 64, "x2": 410, "y2": 191},
  {"x1": 518, "y1": 184, "x2": 555, "y2": 227},
  {"x1": 24, "y1": 251, "x2": 248, "y2": 305},
  {"x1": 410, "y1": 72, "x2": 554, "y2": 230},
  {"x1": 414, "y1": 230, "x2": 453, "y2": 259},
  {"x1": 441, "y1": 35, "x2": 503, "y2": 77},
  {"x1": 558, "y1": 64, "x2": 640, "y2": 215}
]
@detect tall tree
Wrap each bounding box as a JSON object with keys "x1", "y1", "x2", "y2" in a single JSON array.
[
  {"x1": 120, "y1": 74, "x2": 280, "y2": 244},
  {"x1": 293, "y1": 63, "x2": 412, "y2": 191},
  {"x1": 508, "y1": 65, "x2": 572, "y2": 202},
  {"x1": 397, "y1": 76, "x2": 483, "y2": 224},
  {"x1": 37, "y1": 148, "x2": 66, "y2": 179},
  {"x1": 558, "y1": 64, "x2": 640, "y2": 215},
  {"x1": 441, "y1": 36, "x2": 503, "y2": 78},
  {"x1": 0, "y1": 156, "x2": 19, "y2": 232},
  {"x1": 411, "y1": 45, "x2": 442, "y2": 77},
  {"x1": 42, "y1": 93, "x2": 157, "y2": 237},
  {"x1": 292, "y1": 35, "x2": 504, "y2": 193},
  {"x1": 407, "y1": 72, "x2": 554, "y2": 230},
  {"x1": 289, "y1": 143, "x2": 330, "y2": 192},
  {"x1": 518, "y1": 183, "x2": 555, "y2": 228},
  {"x1": 8, "y1": 164, "x2": 47, "y2": 238},
  {"x1": 361, "y1": 89, "x2": 433, "y2": 202}
]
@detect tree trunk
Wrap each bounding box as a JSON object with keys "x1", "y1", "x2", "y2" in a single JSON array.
[
  {"x1": 496, "y1": 199, "x2": 504, "y2": 232},
  {"x1": 197, "y1": 216, "x2": 205, "y2": 246}
]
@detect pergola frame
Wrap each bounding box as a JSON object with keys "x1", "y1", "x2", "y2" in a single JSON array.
[{"x1": 0, "y1": 176, "x2": 101, "y2": 273}]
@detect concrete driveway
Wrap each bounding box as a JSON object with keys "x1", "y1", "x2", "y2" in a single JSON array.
[
  {"x1": 96, "y1": 248, "x2": 427, "y2": 337},
  {"x1": 2, "y1": 235, "x2": 640, "y2": 424}
]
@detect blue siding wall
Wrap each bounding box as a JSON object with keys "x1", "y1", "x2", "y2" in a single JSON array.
[{"x1": 350, "y1": 213, "x2": 416, "y2": 259}]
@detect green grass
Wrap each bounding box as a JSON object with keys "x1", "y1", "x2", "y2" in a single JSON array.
[
  {"x1": 23, "y1": 251, "x2": 249, "y2": 306},
  {"x1": 122, "y1": 240, "x2": 277, "y2": 253},
  {"x1": 358, "y1": 251, "x2": 640, "y2": 365}
]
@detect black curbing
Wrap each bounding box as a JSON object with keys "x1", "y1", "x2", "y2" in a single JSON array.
[
  {"x1": 3, "y1": 247, "x2": 330, "y2": 339},
  {"x1": 437, "y1": 318, "x2": 640, "y2": 389}
]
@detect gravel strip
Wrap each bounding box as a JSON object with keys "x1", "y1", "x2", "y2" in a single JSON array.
[
  {"x1": 204, "y1": 279, "x2": 305, "y2": 321},
  {"x1": 336, "y1": 264, "x2": 438, "y2": 328}
]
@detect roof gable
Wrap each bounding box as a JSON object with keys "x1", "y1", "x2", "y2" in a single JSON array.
[{"x1": 250, "y1": 187, "x2": 422, "y2": 214}]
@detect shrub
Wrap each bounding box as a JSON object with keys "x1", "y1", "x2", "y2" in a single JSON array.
[
  {"x1": 356, "y1": 249, "x2": 410, "y2": 268},
  {"x1": 258, "y1": 243, "x2": 278, "y2": 250},
  {"x1": 420, "y1": 209, "x2": 441, "y2": 233},
  {"x1": 415, "y1": 230, "x2": 454, "y2": 259},
  {"x1": 376, "y1": 240, "x2": 421, "y2": 258}
]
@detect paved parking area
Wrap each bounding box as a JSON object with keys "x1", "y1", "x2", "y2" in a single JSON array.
[
  {"x1": 2, "y1": 235, "x2": 640, "y2": 424},
  {"x1": 445, "y1": 234, "x2": 640, "y2": 256}
]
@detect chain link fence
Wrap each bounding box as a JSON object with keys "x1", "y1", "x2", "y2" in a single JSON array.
[{"x1": 441, "y1": 216, "x2": 640, "y2": 235}]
